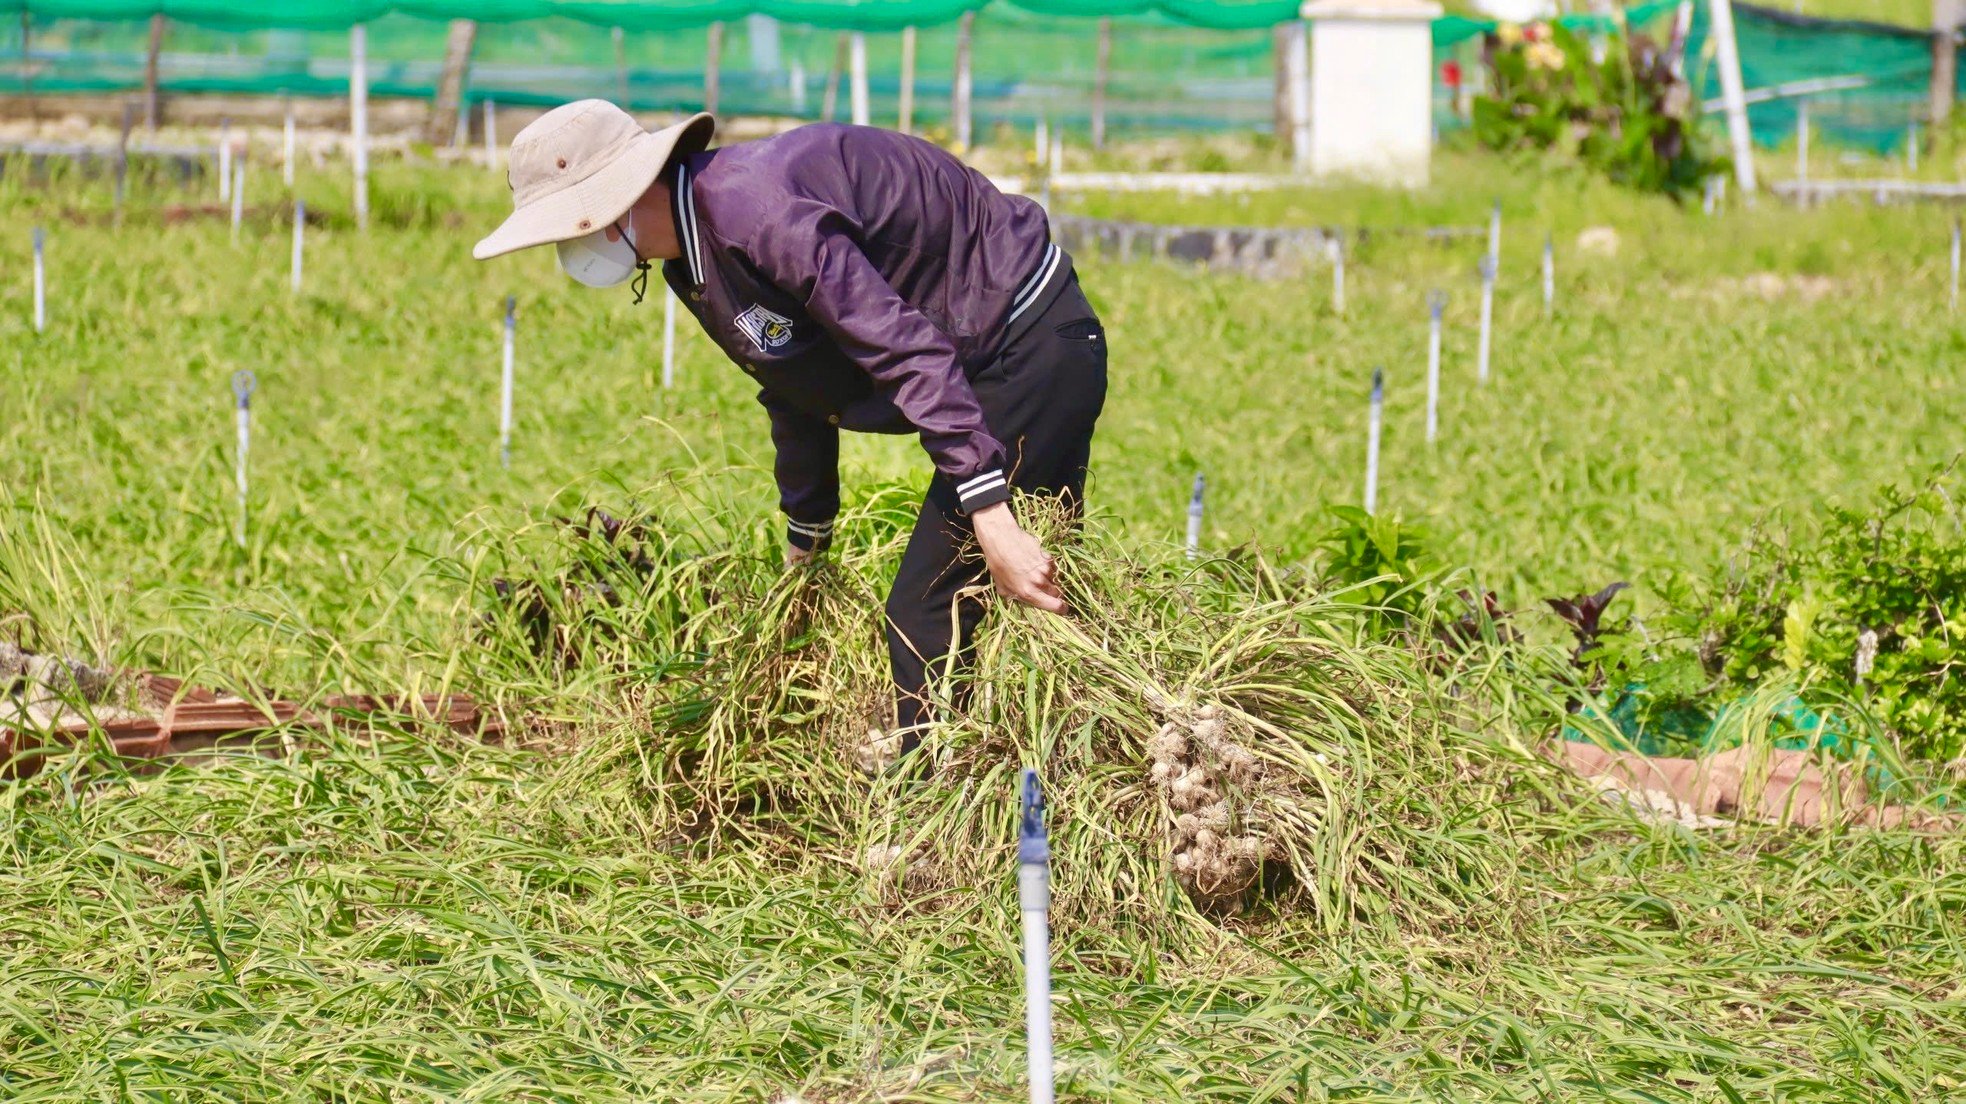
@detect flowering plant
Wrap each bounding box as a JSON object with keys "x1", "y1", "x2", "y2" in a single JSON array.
[{"x1": 1473, "y1": 19, "x2": 1723, "y2": 198}]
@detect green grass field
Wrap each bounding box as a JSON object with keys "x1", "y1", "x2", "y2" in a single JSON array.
[{"x1": 2, "y1": 139, "x2": 1964, "y2": 1100}]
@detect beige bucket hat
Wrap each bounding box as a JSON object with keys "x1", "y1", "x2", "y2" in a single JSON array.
[{"x1": 472, "y1": 100, "x2": 715, "y2": 261}]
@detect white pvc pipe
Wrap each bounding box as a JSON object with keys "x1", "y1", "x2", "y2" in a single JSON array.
[
  {"x1": 1185, "y1": 473, "x2": 1204, "y2": 560},
  {"x1": 1908, "y1": 123, "x2": 1920, "y2": 173},
  {"x1": 848, "y1": 32, "x2": 869, "y2": 126},
  {"x1": 31, "y1": 226, "x2": 45, "y2": 334},
  {"x1": 232, "y1": 370, "x2": 255, "y2": 548},
  {"x1": 1426, "y1": 292, "x2": 1443, "y2": 444},
  {"x1": 1708, "y1": 0, "x2": 1759, "y2": 196},
  {"x1": 1796, "y1": 99, "x2": 1809, "y2": 184},
  {"x1": 1487, "y1": 201, "x2": 1502, "y2": 275},
  {"x1": 351, "y1": 24, "x2": 370, "y2": 230},
  {"x1": 500, "y1": 296, "x2": 516, "y2": 469},
  {"x1": 230, "y1": 161, "x2": 245, "y2": 243},
  {"x1": 1364, "y1": 368, "x2": 1383, "y2": 515},
  {"x1": 1016, "y1": 768, "x2": 1053, "y2": 1104},
  {"x1": 1541, "y1": 234, "x2": 1553, "y2": 319},
  {"x1": 662, "y1": 290, "x2": 677, "y2": 389},
  {"x1": 218, "y1": 118, "x2": 231, "y2": 203},
  {"x1": 1477, "y1": 255, "x2": 1495, "y2": 385},
  {"x1": 1952, "y1": 221, "x2": 1960, "y2": 314},
  {"x1": 291, "y1": 200, "x2": 305, "y2": 293},
  {"x1": 1329, "y1": 237, "x2": 1344, "y2": 315}
]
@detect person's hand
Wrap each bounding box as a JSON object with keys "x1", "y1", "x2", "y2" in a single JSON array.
[
  {"x1": 785, "y1": 543, "x2": 818, "y2": 569},
  {"x1": 970, "y1": 502, "x2": 1067, "y2": 614}
]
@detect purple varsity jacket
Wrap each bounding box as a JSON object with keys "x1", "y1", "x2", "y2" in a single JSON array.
[{"x1": 658, "y1": 123, "x2": 1072, "y2": 551}]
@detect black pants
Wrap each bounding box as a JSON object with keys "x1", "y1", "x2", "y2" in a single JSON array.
[{"x1": 886, "y1": 274, "x2": 1108, "y2": 743}]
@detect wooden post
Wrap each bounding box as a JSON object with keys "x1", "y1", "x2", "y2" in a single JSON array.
[
  {"x1": 1287, "y1": 21, "x2": 1310, "y2": 172},
  {"x1": 427, "y1": 20, "x2": 477, "y2": 146},
  {"x1": 20, "y1": 13, "x2": 34, "y2": 123},
  {"x1": 613, "y1": 26, "x2": 628, "y2": 105},
  {"x1": 705, "y1": 22, "x2": 724, "y2": 115},
  {"x1": 351, "y1": 24, "x2": 370, "y2": 231},
  {"x1": 823, "y1": 33, "x2": 846, "y2": 121},
  {"x1": 1272, "y1": 25, "x2": 1291, "y2": 143},
  {"x1": 144, "y1": 14, "x2": 167, "y2": 132},
  {"x1": 954, "y1": 12, "x2": 974, "y2": 152},
  {"x1": 1092, "y1": 18, "x2": 1112, "y2": 151},
  {"x1": 899, "y1": 26, "x2": 918, "y2": 134},
  {"x1": 849, "y1": 32, "x2": 869, "y2": 126},
  {"x1": 1934, "y1": 0, "x2": 1962, "y2": 128},
  {"x1": 1708, "y1": 0, "x2": 1758, "y2": 196}
]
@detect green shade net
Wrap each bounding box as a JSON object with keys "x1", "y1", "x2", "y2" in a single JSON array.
[
  {"x1": 0, "y1": 1, "x2": 1941, "y2": 151},
  {"x1": 1685, "y1": 3, "x2": 1934, "y2": 155}
]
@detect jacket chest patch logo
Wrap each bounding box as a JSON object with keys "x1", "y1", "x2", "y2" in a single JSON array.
[{"x1": 734, "y1": 304, "x2": 796, "y2": 353}]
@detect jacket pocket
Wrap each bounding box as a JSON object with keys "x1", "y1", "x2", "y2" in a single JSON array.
[{"x1": 1054, "y1": 317, "x2": 1104, "y2": 342}]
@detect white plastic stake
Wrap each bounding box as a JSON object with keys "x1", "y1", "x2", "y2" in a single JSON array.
[
  {"x1": 1477, "y1": 254, "x2": 1495, "y2": 385},
  {"x1": 290, "y1": 200, "x2": 305, "y2": 293},
  {"x1": 1908, "y1": 123, "x2": 1920, "y2": 173},
  {"x1": 1364, "y1": 368, "x2": 1383, "y2": 515},
  {"x1": 232, "y1": 369, "x2": 256, "y2": 547},
  {"x1": 1541, "y1": 234, "x2": 1554, "y2": 319},
  {"x1": 1049, "y1": 134, "x2": 1063, "y2": 178},
  {"x1": 218, "y1": 118, "x2": 231, "y2": 203},
  {"x1": 1795, "y1": 99, "x2": 1809, "y2": 184},
  {"x1": 230, "y1": 161, "x2": 245, "y2": 242},
  {"x1": 500, "y1": 296, "x2": 516, "y2": 469},
  {"x1": 485, "y1": 99, "x2": 498, "y2": 169},
  {"x1": 1952, "y1": 221, "x2": 1960, "y2": 314},
  {"x1": 662, "y1": 289, "x2": 677, "y2": 389},
  {"x1": 1035, "y1": 118, "x2": 1048, "y2": 168},
  {"x1": 1017, "y1": 769, "x2": 1054, "y2": 1104},
  {"x1": 351, "y1": 24, "x2": 370, "y2": 231},
  {"x1": 29, "y1": 226, "x2": 47, "y2": 333},
  {"x1": 1185, "y1": 473, "x2": 1205, "y2": 560},
  {"x1": 283, "y1": 100, "x2": 296, "y2": 187},
  {"x1": 1426, "y1": 291, "x2": 1444, "y2": 444},
  {"x1": 1329, "y1": 237, "x2": 1345, "y2": 315}
]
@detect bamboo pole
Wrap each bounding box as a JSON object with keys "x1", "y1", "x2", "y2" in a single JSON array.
[
  {"x1": 955, "y1": 12, "x2": 975, "y2": 152},
  {"x1": 1092, "y1": 18, "x2": 1112, "y2": 151},
  {"x1": 705, "y1": 22, "x2": 724, "y2": 115}
]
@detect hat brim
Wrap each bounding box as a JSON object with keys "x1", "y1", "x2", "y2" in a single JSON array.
[{"x1": 471, "y1": 112, "x2": 715, "y2": 261}]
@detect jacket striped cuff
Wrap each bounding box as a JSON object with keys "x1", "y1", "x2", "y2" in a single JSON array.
[
  {"x1": 786, "y1": 516, "x2": 836, "y2": 552},
  {"x1": 956, "y1": 469, "x2": 1011, "y2": 513}
]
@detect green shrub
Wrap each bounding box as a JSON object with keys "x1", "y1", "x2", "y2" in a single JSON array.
[{"x1": 1473, "y1": 20, "x2": 1724, "y2": 198}]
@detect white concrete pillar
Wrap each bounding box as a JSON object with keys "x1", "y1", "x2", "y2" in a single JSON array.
[{"x1": 1301, "y1": 0, "x2": 1441, "y2": 186}]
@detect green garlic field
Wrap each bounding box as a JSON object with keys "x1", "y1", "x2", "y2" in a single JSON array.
[{"x1": 1, "y1": 144, "x2": 1963, "y2": 1101}]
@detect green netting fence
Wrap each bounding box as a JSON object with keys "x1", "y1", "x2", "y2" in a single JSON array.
[{"x1": 0, "y1": 1, "x2": 1951, "y2": 152}]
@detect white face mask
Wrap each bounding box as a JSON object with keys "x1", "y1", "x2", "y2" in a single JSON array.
[{"x1": 556, "y1": 210, "x2": 643, "y2": 289}]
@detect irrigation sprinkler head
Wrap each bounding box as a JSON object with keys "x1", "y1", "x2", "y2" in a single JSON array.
[
  {"x1": 1428, "y1": 290, "x2": 1446, "y2": 317},
  {"x1": 1371, "y1": 366, "x2": 1384, "y2": 400},
  {"x1": 232, "y1": 369, "x2": 257, "y2": 409},
  {"x1": 1018, "y1": 768, "x2": 1049, "y2": 864},
  {"x1": 505, "y1": 295, "x2": 516, "y2": 323},
  {"x1": 1189, "y1": 473, "x2": 1205, "y2": 508},
  {"x1": 33, "y1": 226, "x2": 44, "y2": 250}
]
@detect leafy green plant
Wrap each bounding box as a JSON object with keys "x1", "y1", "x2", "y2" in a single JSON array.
[
  {"x1": 1313, "y1": 506, "x2": 1442, "y2": 622},
  {"x1": 1473, "y1": 20, "x2": 1724, "y2": 197}
]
